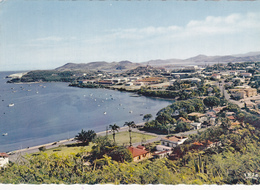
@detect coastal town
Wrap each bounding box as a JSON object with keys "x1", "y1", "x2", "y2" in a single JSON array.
[{"x1": 1, "y1": 61, "x2": 260, "y2": 184}]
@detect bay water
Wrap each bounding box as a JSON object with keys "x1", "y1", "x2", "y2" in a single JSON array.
[{"x1": 0, "y1": 71, "x2": 173, "y2": 152}]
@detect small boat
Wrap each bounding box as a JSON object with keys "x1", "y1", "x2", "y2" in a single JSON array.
[
  {"x1": 8, "y1": 103, "x2": 14, "y2": 107},
  {"x1": 36, "y1": 91, "x2": 39, "y2": 94},
  {"x1": 2, "y1": 133, "x2": 8, "y2": 136},
  {"x1": 129, "y1": 111, "x2": 133, "y2": 113},
  {"x1": 104, "y1": 112, "x2": 107, "y2": 115}
]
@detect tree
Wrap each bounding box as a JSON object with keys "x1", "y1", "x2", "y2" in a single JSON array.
[
  {"x1": 203, "y1": 96, "x2": 220, "y2": 109},
  {"x1": 143, "y1": 114, "x2": 152, "y2": 122},
  {"x1": 175, "y1": 122, "x2": 191, "y2": 133},
  {"x1": 75, "y1": 129, "x2": 96, "y2": 145},
  {"x1": 109, "y1": 124, "x2": 120, "y2": 144},
  {"x1": 91, "y1": 136, "x2": 114, "y2": 159},
  {"x1": 156, "y1": 113, "x2": 172, "y2": 125},
  {"x1": 109, "y1": 146, "x2": 133, "y2": 163},
  {"x1": 124, "y1": 121, "x2": 136, "y2": 146}
]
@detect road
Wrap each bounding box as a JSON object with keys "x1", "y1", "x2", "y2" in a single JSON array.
[{"x1": 8, "y1": 125, "x2": 206, "y2": 162}]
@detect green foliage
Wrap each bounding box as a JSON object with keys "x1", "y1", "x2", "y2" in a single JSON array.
[
  {"x1": 175, "y1": 122, "x2": 191, "y2": 133},
  {"x1": 203, "y1": 96, "x2": 220, "y2": 109},
  {"x1": 38, "y1": 146, "x2": 46, "y2": 152},
  {"x1": 75, "y1": 129, "x2": 96, "y2": 145},
  {"x1": 91, "y1": 136, "x2": 114, "y2": 159},
  {"x1": 1, "y1": 118, "x2": 260, "y2": 185},
  {"x1": 143, "y1": 114, "x2": 153, "y2": 122},
  {"x1": 109, "y1": 146, "x2": 133, "y2": 163},
  {"x1": 109, "y1": 124, "x2": 120, "y2": 144}
]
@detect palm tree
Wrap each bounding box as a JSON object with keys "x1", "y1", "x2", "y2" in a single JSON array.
[
  {"x1": 75, "y1": 129, "x2": 96, "y2": 145},
  {"x1": 124, "y1": 121, "x2": 136, "y2": 146},
  {"x1": 109, "y1": 124, "x2": 120, "y2": 144}
]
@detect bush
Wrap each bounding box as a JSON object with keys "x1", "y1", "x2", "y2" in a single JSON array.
[{"x1": 38, "y1": 146, "x2": 46, "y2": 152}]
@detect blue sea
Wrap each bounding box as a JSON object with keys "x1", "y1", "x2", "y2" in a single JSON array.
[{"x1": 0, "y1": 71, "x2": 173, "y2": 152}]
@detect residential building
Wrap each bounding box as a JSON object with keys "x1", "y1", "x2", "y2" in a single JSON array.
[
  {"x1": 212, "y1": 74, "x2": 221, "y2": 79},
  {"x1": 240, "y1": 73, "x2": 252, "y2": 78},
  {"x1": 125, "y1": 82, "x2": 133, "y2": 86},
  {"x1": 127, "y1": 146, "x2": 151, "y2": 162},
  {"x1": 156, "y1": 145, "x2": 173, "y2": 152},
  {"x1": 153, "y1": 150, "x2": 172, "y2": 159},
  {"x1": 180, "y1": 78, "x2": 201, "y2": 83},
  {"x1": 161, "y1": 135, "x2": 188, "y2": 148},
  {"x1": 187, "y1": 112, "x2": 207, "y2": 123},
  {"x1": 229, "y1": 71, "x2": 238, "y2": 76},
  {"x1": 136, "y1": 77, "x2": 165, "y2": 85},
  {"x1": 97, "y1": 80, "x2": 114, "y2": 85},
  {"x1": 229, "y1": 87, "x2": 257, "y2": 99},
  {"x1": 191, "y1": 122, "x2": 202, "y2": 130},
  {"x1": 171, "y1": 110, "x2": 180, "y2": 116},
  {"x1": 232, "y1": 77, "x2": 245, "y2": 83},
  {"x1": 191, "y1": 140, "x2": 221, "y2": 150}
]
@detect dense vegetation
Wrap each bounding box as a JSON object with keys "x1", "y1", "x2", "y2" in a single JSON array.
[
  {"x1": 141, "y1": 98, "x2": 207, "y2": 133},
  {"x1": 1, "y1": 114, "x2": 260, "y2": 184},
  {"x1": 137, "y1": 83, "x2": 220, "y2": 100},
  {"x1": 7, "y1": 70, "x2": 101, "y2": 83}
]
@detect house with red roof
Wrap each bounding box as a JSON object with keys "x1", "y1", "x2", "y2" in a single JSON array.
[{"x1": 127, "y1": 146, "x2": 151, "y2": 162}]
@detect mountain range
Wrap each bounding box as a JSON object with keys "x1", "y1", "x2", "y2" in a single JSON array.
[{"x1": 55, "y1": 51, "x2": 260, "y2": 71}]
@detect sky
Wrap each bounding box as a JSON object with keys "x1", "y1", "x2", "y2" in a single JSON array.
[{"x1": 0, "y1": 0, "x2": 260, "y2": 71}]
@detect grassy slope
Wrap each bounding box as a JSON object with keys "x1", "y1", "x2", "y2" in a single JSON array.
[{"x1": 43, "y1": 131, "x2": 156, "y2": 157}]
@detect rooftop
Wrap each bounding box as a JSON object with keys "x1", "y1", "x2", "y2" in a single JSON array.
[
  {"x1": 162, "y1": 135, "x2": 188, "y2": 142},
  {"x1": 127, "y1": 146, "x2": 148, "y2": 157},
  {"x1": 0, "y1": 153, "x2": 9, "y2": 157}
]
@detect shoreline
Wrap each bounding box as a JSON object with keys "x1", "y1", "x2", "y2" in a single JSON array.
[{"x1": 9, "y1": 125, "x2": 142, "y2": 155}]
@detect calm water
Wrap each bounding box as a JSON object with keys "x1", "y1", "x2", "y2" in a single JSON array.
[{"x1": 0, "y1": 71, "x2": 173, "y2": 152}]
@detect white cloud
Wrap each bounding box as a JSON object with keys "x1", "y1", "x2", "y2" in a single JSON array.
[
  {"x1": 33, "y1": 36, "x2": 63, "y2": 42},
  {"x1": 105, "y1": 12, "x2": 260, "y2": 41}
]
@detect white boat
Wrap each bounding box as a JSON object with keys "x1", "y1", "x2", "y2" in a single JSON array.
[
  {"x1": 8, "y1": 103, "x2": 14, "y2": 107},
  {"x1": 104, "y1": 112, "x2": 107, "y2": 115},
  {"x1": 129, "y1": 111, "x2": 133, "y2": 113},
  {"x1": 2, "y1": 133, "x2": 8, "y2": 136}
]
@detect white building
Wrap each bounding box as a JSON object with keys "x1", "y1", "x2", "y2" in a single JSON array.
[
  {"x1": 229, "y1": 71, "x2": 238, "y2": 76},
  {"x1": 232, "y1": 77, "x2": 245, "y2": 83},
  {"x1": 161, "y1": 136, "x2": 188, "y2": 148},
  {"x1": 180, "y1": 78, "x2": 201, "y2": 83},
  {"x1": 125, "y1": 82, "x2": 133, "y2": 86},
  {"x1": 191, "y1": 122, "x2": 202, "y2": 130},
  {"x1": 240, "y1": 73, "x2": 252, "y2": 78}
]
